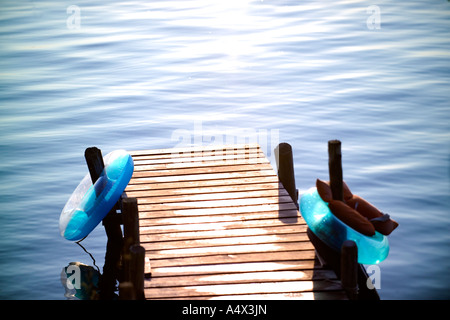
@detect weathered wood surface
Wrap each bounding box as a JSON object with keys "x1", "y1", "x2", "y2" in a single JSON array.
[{"x1": 125, "y1": 143, "x2": 346, "y2": 300}]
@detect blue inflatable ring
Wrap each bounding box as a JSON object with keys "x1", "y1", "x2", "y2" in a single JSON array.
[
  {"x1": 300, "y1": 187, "x2": 389, "y2": 264},
  {"x1": 59, "y1": 150, "x2": 134, "y2": 241}
]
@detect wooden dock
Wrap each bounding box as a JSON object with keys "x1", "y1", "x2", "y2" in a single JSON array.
[{"x1": 123, "y1": 143, "x2": 348, "y2": 300}]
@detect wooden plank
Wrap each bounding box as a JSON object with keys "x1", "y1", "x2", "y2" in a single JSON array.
[
  {"x1": 140, "y1": 217, "x2": 304, "y2": 236},
  {"x1": 133, "y1": 151, "x2": 266, "y2": 165},
  {"x1": 132, "y1": 148, "x2": 262, "y2": 162},
  {"x1": 148, "y1": 259, "x2": 319, "y2": 277},
  {"x1": 125, "y1": 181, "x2": 283, "y2": 197},
  {"x1": 132, "y1": 163, "x2": 275, "y2": 179},
  {"x1": 138, "y1": 202, "x2": 298, "y2": 217},
  {"x1": 125, "y1": 175, "x2": 280, "y2": 192},
  {"x1": 133, "y1": 157, "x2": 270, "y2": 172},
  {"x1": 136, "y1": 196, "x2": 295, "y2": 212},
  {"x1": 140, "y1": 216, "x2": 302, "y2": 235},
  {"x1": 129, "y1": 143, "x2": 260, "y2": 157},
  {"x1": 141, "y1": 223, "x2": 306, "y2": 242},
  {"x1": 144, "y1": 279, "x2": 343, "y2": 299},
  {"x1": 146, "y1": 241, "x2": 315, "y2": 260},
  {"x1": 138, "y1": 207, "x2": 300, "y2": 227},
  {"x1": 141, "y1": 233, "x2": 309, "y2": 251},
  {"x1": 134, "y1": 189, "x2": 289, "y2": 205},
  {"x1": 128, "y1": 169, "x2": 277, "y2": 184},
  {"x1": 135, "y1": 188, "x2": 289, "y2": 203},
  {"x1": 129, "y1": 144, "x2": 260, "y2": 157},
  {"x1": 148, "y1": 250, "x2": 317, "y2": 269},
  {"x1": 147, "y1": 269, "x2": 337, "y2": 288},
  {"x1": 179, "y1": 291, "x2": 348, "y2": 300},
  {"x1": 141, "y1": 224, "x2": 306, "y2": 244}
]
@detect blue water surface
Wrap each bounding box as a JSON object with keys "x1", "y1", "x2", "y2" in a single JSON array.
[{"x1": 0, "y1": 0, "x2": 449, "y2": 299}]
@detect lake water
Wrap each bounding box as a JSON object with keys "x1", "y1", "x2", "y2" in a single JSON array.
[{"x1": 0, "y1": 0, "x2": 449, "y2": 300}]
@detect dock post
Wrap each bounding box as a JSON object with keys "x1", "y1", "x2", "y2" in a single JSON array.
[
  {"x1": 328, "y1": 141, "x2": 358, "y2": 299},
  {"x1": 275, "y1": 143, "x2": 298, "y2": 208},
  {"x1": 341, "y1": 240, "x2": 359, "y2": 300},
  {"x1": 119, "y1": 282, "x2": 136, "y2": 300},
  {"x1": 121, "y1": 197, "x2": 144, "y2": 300},
  {"x1": 122, "y1": 197, "x2": 140, "y2": 248},
  {"x1": 130, "y1": 244, "x2": 145, "y2": 300},
  {"x1": 84, "y1": 147, "x2": 123, "y2": 299},
  {"x1": 122, "y1": 197, "x2": 140, "y2": 290},
  {"x1": 328, "y1": 140, "x2": 344, "y2": 202},
  {"x1": 85, "y1": 147, "x2": 105, "y2": 186}
]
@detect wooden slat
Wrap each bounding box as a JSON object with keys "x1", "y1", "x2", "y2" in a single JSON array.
[
  {"x1": 185, "y1": 291, "x2": 348, "y2": 300},
  {"x1": 147, "y1": 269, "x2": 337, "y2": 287},
  {"x1": 133, "y1": 157, "x2": 270, "y2": 172},
  {"x1": 141, "y1": 224, "x2": 306, "y2": 242},
  {"x1": 133, "y1": 152, "x2": 266, "y2": 166},
  {"x1": 132, "y1": 163, "x2": 275, "y2": 179},
  {"x1": 125, "y1": 181, "x2": 283, "y2": 197},
  {"x1": 124, "y1": 144, "x2": 346, "y2": 300},
  {"x1": 132, "y1": 147, "x2": 261, "y2": 160},
  {"x1": 129, "y1": 143, "x2": 260, "y2": 157},
  {"x1": 135, "y1": 189, "x2": 290, "y2": 205},
  {"x1": 140, "y1": 203, "x2": 303, "y2": 226},
  {"x1": 136, "y1": 196, "x2": 295, "y2": 213},
  {"x1": 140, "y1": 218, "x2": 302, "y2": 236},
  {"x1": 144, "y1": 279, "x2": 343, "y2": 299},
  {"x1": 141, "y1": 233, "x2": 309, "y2": 251},
  {"x1": 149, "y1": 259, "x2": 319, "y2": 277},
  {"x1": 142, "y1": 237, "x2": 312, "y2": 256},
  {"x1": 128, "y1": 169, "x2": 277, "y2": 184},
  {"x1": 125, "y1": 175, "x2": 280, "y2": 191},
  {"x1": 146, "y1": 242, "x2": 315, "y2": 260},
  {"x1": 148, "y1": 250, "x2": 317, "y2": 269}
]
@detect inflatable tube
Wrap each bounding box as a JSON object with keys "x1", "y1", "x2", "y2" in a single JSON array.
[
  {"x1": 59, "y1": 150, "x2": 134, "y2": 241},
  {"x1": 300, "y1": 187, "x2": 389, "y2": 264},
  {"x1": 316, "y1": 179, "x2": 398, "y2": 235}
]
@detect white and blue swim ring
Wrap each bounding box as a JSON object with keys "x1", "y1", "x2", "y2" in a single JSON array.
[{"x1": 59, "y1": 150, "x2": 134, "y2": 241}]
